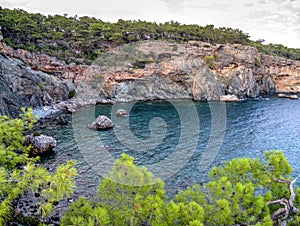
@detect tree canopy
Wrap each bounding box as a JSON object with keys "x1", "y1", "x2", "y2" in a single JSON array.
[
  {"x1": 61, "y1": 152, "x2": 300, "y2": 226},
  {"x1": 1, "y1": 8, "x2": 299, "y2": 65}
]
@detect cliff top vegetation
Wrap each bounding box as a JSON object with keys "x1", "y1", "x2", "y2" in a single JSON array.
[{"x1": 0, "y1": 7, "x2": 299, "y2": 65}]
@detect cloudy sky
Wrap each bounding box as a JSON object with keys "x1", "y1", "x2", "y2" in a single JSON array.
[{"x1": 1, "y1": 0, "x2": 299, "y2": 48}]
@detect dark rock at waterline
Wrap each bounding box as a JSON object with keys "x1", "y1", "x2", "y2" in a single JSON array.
[
  {"x1": 88, "y1": 115, "x2": 114, "y2": 130},
  {"x1": 24, "y1": 134, "x2": 57, "y2": 155},
  {"x1": 56, "y1": 114, "x2": 69, "y2": 125}
]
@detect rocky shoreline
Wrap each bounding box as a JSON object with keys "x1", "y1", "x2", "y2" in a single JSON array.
[{"x1": 1, "y1": 40, "x2": 300, "y2": 119}]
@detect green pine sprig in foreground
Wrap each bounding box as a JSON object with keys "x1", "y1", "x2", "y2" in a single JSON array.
[
  {"x1": 0, "y1": 108, "x2": 77, "y2": 225},
  {"x1": 62, "y1": 151, "x2": 300, "y2": 226}
]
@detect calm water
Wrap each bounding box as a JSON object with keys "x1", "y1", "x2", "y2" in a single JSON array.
[{"x1": 40, "y1": 97, "x2": 300, "y2": 198}]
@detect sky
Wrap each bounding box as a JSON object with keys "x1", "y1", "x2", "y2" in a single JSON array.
[{"x1": 1, "y1": 0, "x2": 299, "y2": 48}]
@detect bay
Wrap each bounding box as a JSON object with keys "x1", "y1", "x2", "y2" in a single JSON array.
[{"x1": 40, "y1": 97, "x2": 300, "y2": 198}]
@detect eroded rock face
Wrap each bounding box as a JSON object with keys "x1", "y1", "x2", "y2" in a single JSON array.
[
  {"x1": 262, "y1": 54, "x2": 300, "y2": 93},
  {"x1": 0, "y1": 53, "x2": 75, "y2": 117},
  {"x1": 96, "y1": 41, "x2": 297, "y2": 102},
  {"x1": 24, "y1": 134, "x2": 57, "y2": 155},
  {"x1": 88, "y1": 116, "x2": 114, "y2": 130},
  {"x1": 210, "y1": 43, "x2": 298, "y2": 95},
  {"x1": 0, "y1": 42, "x2": 99, "y2": 82},
  {"x1": 0, "y1": 40, "x2": 299, "y2": 117}
]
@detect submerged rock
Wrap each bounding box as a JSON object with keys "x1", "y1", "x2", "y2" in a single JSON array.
[
  {"x1": 24, "y1": 134, "x2": 57, "y2": 155},
  {"x1": 116, "y1": 109, "x2": 129, "y2": 117},
  {"x1": 220, "y1": 94, "x2": 240, "y2": 102},
  {"x1": 88, "y1": 116, "x2": 114, "y2": 130}
]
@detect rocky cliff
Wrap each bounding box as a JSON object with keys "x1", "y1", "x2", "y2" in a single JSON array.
[
  {"x1": 0, "y1": 40, "x2": 299, "y2": 116},
  {"x1": 0, "y1": 43, "x2": 75, "y2": 117}
]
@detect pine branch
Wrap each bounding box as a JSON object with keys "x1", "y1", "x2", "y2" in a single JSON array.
[{"x1": 267, "y1": 174, "x2": 300, "y2": 224}]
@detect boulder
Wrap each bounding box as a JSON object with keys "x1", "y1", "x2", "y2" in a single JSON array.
[
  {"x1": 278, "y1": 93, "x2": 298, "y2": 99},
  {"x1": 290, "y1": 94, "x2": 298, "y2": 100},
  {"x1": 88, "y1": 116, "x2": 114, "y2": 130},
  {"x1": 220, "y1": 94, "x2": 240, "y2": 102},
  {"x1": 24, "y1": 134, "x2": 57, "y2": 155},
  {"x1": 56, "y1": 101, "x2": 77, "y2": 113},
  {"x1": 116, "y1": 109, "x2": 129, "y2": 117},
  {"x1": 278, "y1": 93, "x2": 290, "y2": 98}
]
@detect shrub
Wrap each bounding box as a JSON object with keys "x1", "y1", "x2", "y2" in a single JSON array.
[{"x1": 203, "y1": 55, "x2": 215, "y2": 69}]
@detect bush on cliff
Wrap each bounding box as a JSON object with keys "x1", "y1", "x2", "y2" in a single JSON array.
[
  {"x1": 62, "y1": 151, "x2": 300, "y2": 226},
  {"x1": 0, "y1": 108, "x2": 77, "y2": 224}
]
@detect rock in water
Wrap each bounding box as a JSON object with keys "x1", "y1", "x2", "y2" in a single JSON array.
[
  {"x1": 116, "y1": 109, "x2": 129, "y2": 117},
  {"x1": 290, "y1": 94, "x2": 298, "y2": 100},
  {"x1": 278, "y1": 93, "x2": 290, "y2": 98},
  {"x1": 24, "y1": 134, "x2": 57, "y2": 155},
  {"x1": 278, "y1": 93, "x2": 298, "y2": 99},
  {"x1": 88, "y1": 116, "x2": 114, "y2": 130},
  {"x1": 220, "y1": 95, "x2": 240, "y2": 102}
]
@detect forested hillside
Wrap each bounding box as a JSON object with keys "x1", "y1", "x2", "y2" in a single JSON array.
[{"x1": 1, "y1": 7, "x2": 299, "y2": 64}]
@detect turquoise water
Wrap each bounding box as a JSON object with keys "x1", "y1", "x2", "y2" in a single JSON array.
[{"x1": 41, "y1": 98, "x2": 300, "y2": 198}]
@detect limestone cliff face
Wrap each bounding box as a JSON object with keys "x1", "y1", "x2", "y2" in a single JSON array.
[
  {"x1": 94, "y1": 41, "x2": 298, "y2": 102},
  {"x1": 0, "y1": 42, "x2": 98, "y2": 82},
  {"x1": 0, "y1": 40, "x2": 299, "y2": 116},
  {"x1": 261, "y1": 54, "x2": 300, "y2": 93},
  {"x1": 0, "y1": 50, "x2": 74, "y2": 117}
]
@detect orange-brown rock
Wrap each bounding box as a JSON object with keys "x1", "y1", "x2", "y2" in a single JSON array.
[{"x1": 1, "y1": 40, "x2": 299, "y2": 117}]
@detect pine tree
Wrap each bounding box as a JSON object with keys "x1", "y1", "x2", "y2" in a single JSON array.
[
  {"x1": 0, "y1": 108, "x2": 77, "y2": 224},
  {"x1": 61, "y1": 151, "x2": 300, "y2": 225}
]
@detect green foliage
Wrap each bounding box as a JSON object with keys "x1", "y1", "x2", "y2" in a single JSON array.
[
  {"x1": 203, "y1": 55, "x2": 215, "y2": 69},
  {"x1": 0, "y1": 108, "x2": 34, "y2": 170},
  {"x1": 62, "y1": 151, "x2": 300, "y2": 226},
  {"x1": 194, "y1": 151, "x2": 296, "y2": 225},
  {"x1": 1, "y1": 7, "x2": 298, "y2": 64},
  {"x1": 0, "y1": 109, "x2": 77, "y2": 224},
  {"x1": 97, "y1": 153, "x2": 165, "y2": 225},
  {"x1": 163, "y1": 201, "x2": 205, "y2": 225},
  {"x1": 249, "y1": 41, "x2": 300, "y2": 61},
  {"x1": 38, "y1": 81, "x2": 47, "y2": 90},
  {"x1": 68, "y1": 90, "x2": 76, "y2": 99},
  {"x1": 13, "y1": 213, "x2": 40, "y2": 226},
  {"x1": 254, "y1": 56, "x2": 262, "y2": 67},
  {"x1": 61, "y1": 197, "x2": 110, "y2": 226}
]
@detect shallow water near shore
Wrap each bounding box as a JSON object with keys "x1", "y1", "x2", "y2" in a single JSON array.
[{"x1": 39, "y1": 97, "x2": 300, "y2": 198}]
